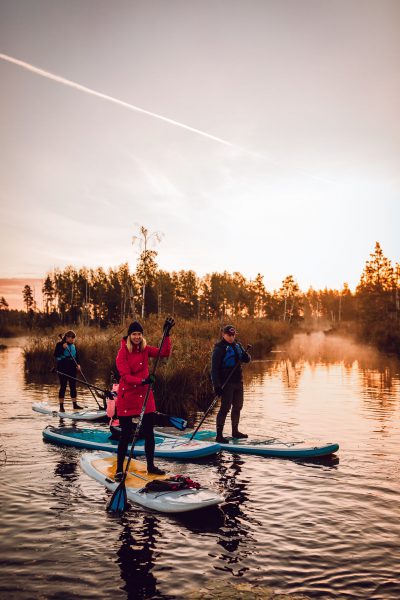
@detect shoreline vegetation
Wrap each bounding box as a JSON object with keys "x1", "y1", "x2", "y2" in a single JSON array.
[
  {"x1": 1, "y1": 241, "x2": 399, "y2": 363},
  {"x1": 22, "y1": 317, "x2": 293, "y2": 417}
]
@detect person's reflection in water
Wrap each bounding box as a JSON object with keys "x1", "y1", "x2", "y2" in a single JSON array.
[
  {"x1": 56, "y1": 416, "x2": 79, "y2": 431},
  {"x1": 51, "y1": 447, "x2": 81, "y2": 516},
  {"x1": 116, "y1": 514, "x2": 174, "y2": 600},
  {"x1": 54, "y1": 456, "x2": 78, "y2": 480},
  {"x1": 50, "y1": 420, "x2": 80, "y2": 480},
  {"x1": 215, "y1": 454, "x2": 255, "y2": 577}
]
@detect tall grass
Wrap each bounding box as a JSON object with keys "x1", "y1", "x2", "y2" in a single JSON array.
[{"x1": 23, "y1": 317, "x2": 292, "y2": 416}]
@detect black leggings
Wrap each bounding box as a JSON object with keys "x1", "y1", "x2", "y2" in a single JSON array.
[
  {"x1": 58, "y1": 368, "x2": 77, "y2": 399},
  {"x1": 216, "y1": 382, "x2": 244, "y2": 431},
  {"x1": 117, "y1": 413, "x2": 155, "y2": 472}
]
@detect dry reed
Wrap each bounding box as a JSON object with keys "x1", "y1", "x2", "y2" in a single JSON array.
[{"x1": 23, "y1": 317, "x2": 292, "y2": 416}]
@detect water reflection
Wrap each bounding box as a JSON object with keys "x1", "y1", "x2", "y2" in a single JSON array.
[
  {"x1": 116, "y1": 515, "x2": 174, "y2": 600},
  {"x1": 53, "y1": 452, "x2": 79, "y2": 481},
  {"x1": 213, "y1": 455, "x2": 257, "y2": 577},
  {"x1": 50, "y1": 447, "x2": 81, "y2": 515},
  {"x1": 1, "y1": 336, "x2": 400, "y2": 599}
]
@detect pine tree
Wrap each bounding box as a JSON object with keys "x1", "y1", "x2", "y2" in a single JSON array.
[{"x1": 356, "y1": 242, "x2": 395, "y2": 322}]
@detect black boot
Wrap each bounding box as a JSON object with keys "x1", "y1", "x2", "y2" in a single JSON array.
[
  {"x1": 59, "y1": 403, "x2": 65, "y2": 413},
  {"x1": 232, "y1": 429, "x2": 248, "y2": 439},
  {"x1": 215, "y1": 427, "x2": 229, "y2": 444},
  {"x1": 147, "y1": 465, "x2": 166, "y2": 475},
  {"x1": 73, "y1": 401, "x2": 83, "y2": 410}
]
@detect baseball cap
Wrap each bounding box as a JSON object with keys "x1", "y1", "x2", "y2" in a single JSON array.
[{"x1": 223, "y1": 325, "x2": 236, "y2": 335}]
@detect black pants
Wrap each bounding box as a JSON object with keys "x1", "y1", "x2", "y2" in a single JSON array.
[
  {"x1": 117, "y1": 413, "x2": 155, "y2": 472},
  {"x1": 57, "y1": 361, "x2": 77, "y2": 399},
  {"x1": 216, "y1": 382, "x2": 244, "y2": 432}
]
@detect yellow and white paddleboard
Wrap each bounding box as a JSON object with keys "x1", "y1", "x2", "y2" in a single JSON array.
[{"x1": 80, "y1": 452, "x2": 224, "y2": 513}]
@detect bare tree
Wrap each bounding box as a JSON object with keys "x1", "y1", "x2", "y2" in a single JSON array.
[{"x1": 132, "y1": 225, "x2": 163, "y2": 319}]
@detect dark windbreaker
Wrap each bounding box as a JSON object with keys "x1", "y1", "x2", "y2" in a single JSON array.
[{"x1": 211, "y1": 339, "x2": 250, "y2": 387}]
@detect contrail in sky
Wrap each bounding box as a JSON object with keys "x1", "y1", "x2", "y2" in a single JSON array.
[
  {"x1": 0, "y1": 52, "x2": 236, "y2": 147},
  {"x1": 0, "y1": 52, "x2": 334, "y2": 183}
]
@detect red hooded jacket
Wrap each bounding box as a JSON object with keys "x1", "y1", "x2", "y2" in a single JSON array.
[{"x1": 115, "y1": 336, "x2": 171, "y2": 416}]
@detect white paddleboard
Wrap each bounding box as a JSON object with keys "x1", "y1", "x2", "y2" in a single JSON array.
[
  {"x1": 80, "y1": 451, "x2": 224, "y2": 513},
  {"x1": 33, "y1": 401, "x2": 106, "y2": 421}
]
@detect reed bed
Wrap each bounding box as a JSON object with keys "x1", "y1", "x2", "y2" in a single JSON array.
[{"x1": 23, "y1": 317, "x2": 292, "y2": 416}]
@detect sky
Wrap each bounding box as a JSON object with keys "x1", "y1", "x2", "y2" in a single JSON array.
[{"x1": 1, "y1": 0, "x2": 399, "y2": 305}]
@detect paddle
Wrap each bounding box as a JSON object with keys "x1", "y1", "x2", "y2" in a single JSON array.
[
  {"x1": 58, "y1": 334, "x2": 105, "y2": 410},
  {"x1": 107, "y1": 317, "x2": 174, "y2": 514},
  {"x1": 55, "y1": 370, "x2": 186, "y2": 430},
  {"x1": 188, "y1": 344, "x2": 251, "y2": 442}
]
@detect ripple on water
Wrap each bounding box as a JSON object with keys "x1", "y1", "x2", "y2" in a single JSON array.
[{"x1": 0, "y1": 342, "x2": 400, "y2": 599}]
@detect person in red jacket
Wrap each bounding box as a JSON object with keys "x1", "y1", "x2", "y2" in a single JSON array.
[{"x1": 114, "y1": 318, "x2": 174, "y2": 480}]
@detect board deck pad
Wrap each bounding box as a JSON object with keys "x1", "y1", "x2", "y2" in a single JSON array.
[
  {"x1": 42, "y1": 425, "x2": 220, "y2": 458},
  {"x1": 94, "y1": 455, "x2": 169, "y2": 489},
  {"x1": 154, "y1": 428, "x2": 339, "y2": 458}
]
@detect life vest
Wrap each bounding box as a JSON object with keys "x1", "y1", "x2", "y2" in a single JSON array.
[
  {"x1": 107, "y1": 383, "x2": 119, "y2": 426},
  {"x1": 57, "y1": 343, "x2": 77, "y2": 361},
  {"x1": 222, "y1": 343, "x2": 245, "y2": 369}
]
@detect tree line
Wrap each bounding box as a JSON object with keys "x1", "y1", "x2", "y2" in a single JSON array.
[{"x1": 1, "y1": 242, "x2": 399, "y2": 351}]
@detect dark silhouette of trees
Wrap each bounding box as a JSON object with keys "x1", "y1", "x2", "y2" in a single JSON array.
[
  {"x1": 0, "y1": 240, "x2": 396, "y2": 352},
  {"x1": 22, "y1": 285, "x2": 34, "y2": 312},
  {"x1": 356, "y1": 241, "x2": 397, "y2": 322}
]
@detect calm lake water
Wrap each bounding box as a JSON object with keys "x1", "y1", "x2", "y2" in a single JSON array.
[{"x1": 0, "y1": 333, "x2": 399, "y2": 600}]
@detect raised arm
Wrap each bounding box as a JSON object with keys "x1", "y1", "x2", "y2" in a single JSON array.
[{"x1": 147, "y1": 335, "x2": 171, "y2": 359}]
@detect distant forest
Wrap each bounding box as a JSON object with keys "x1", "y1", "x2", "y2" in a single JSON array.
[{"x1": 1, "y1": 242, "x2": 399, "y2": 353}]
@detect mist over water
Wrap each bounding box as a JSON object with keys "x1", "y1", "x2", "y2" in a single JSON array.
[
  {"x1": 283, "y1": 331, "x2": 385, "y2": 365},
  {"x1": 0, "y1": 334, "x2": 399, "y2": 599}
]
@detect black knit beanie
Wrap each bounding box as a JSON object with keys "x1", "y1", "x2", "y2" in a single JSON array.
[{"x1": 127, "y1": 321, "x2": 144, "y2": 335}]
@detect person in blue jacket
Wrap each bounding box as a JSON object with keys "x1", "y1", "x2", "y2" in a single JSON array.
[
  {"x1": 54, "y1": 330, "x2": 82, "y2": 412},
  {"x1": 211, "y1": 325, "x2": 251, "y2": 443}
]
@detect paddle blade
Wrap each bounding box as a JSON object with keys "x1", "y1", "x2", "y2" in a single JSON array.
[
  {"x1": 168, "y1": 416, "x2": 187, "y2": 431},
  {"x1": 107, "y1": 481, "x2": 128, "y2": 514}
]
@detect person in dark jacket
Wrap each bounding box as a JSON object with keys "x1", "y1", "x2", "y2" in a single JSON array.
[
  {"x1": 114, "y1": 318, "x2": 174, "y2": 481},
  {"x1": 211, "y1": 325, "x2": 251, "y2": 443},
  {"x1": 54, "y1": 330, "x2": 82, "y2": 412}
]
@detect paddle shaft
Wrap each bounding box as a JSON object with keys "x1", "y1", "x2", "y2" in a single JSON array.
[
  {"x1": 58, "y1": 335, "x2": 103, "y2": 409},
  {"x1": 55, "y1": 370, "x2": 185, "y2": 427},
  {"x1": 56, "y1": 371, "x2": 109, "y2": 395},
  {"x1": 188, "y1": 343, "x2": 251, "y2": 442},
  {"x1": 106, "y1": 317, "x2": 175, "y2": 513}
]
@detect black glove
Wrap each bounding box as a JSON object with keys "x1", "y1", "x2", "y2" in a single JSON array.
[
  {"x1": 238, "y1": 342, "x2": 251, "y2": 363},
  {"x1": 214, "y1": 385, "x2": 223, "y2": 397},
  {"x1": 163, "y1": 316, "x2": 175, "y2": 336},
  {"x1": 142, "y1": 374, "x2": 155, "y2": 386},
  {"x1": 104, "y1": 390, "x2": 116, "y2": 400}
]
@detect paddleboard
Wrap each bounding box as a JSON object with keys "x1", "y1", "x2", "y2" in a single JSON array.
[
  {"x1": 80, "y1": 452, "x2": 224, "y2": 513},
  {"x1": 33, "y1": 401, "x2": 107, "y2": 421},
  {"x1": 155, "y1": 428, "x2": 339, "y2": 458},
  {"x1": 43, "y1": 425, "x2": 220, "y2": 459}
]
